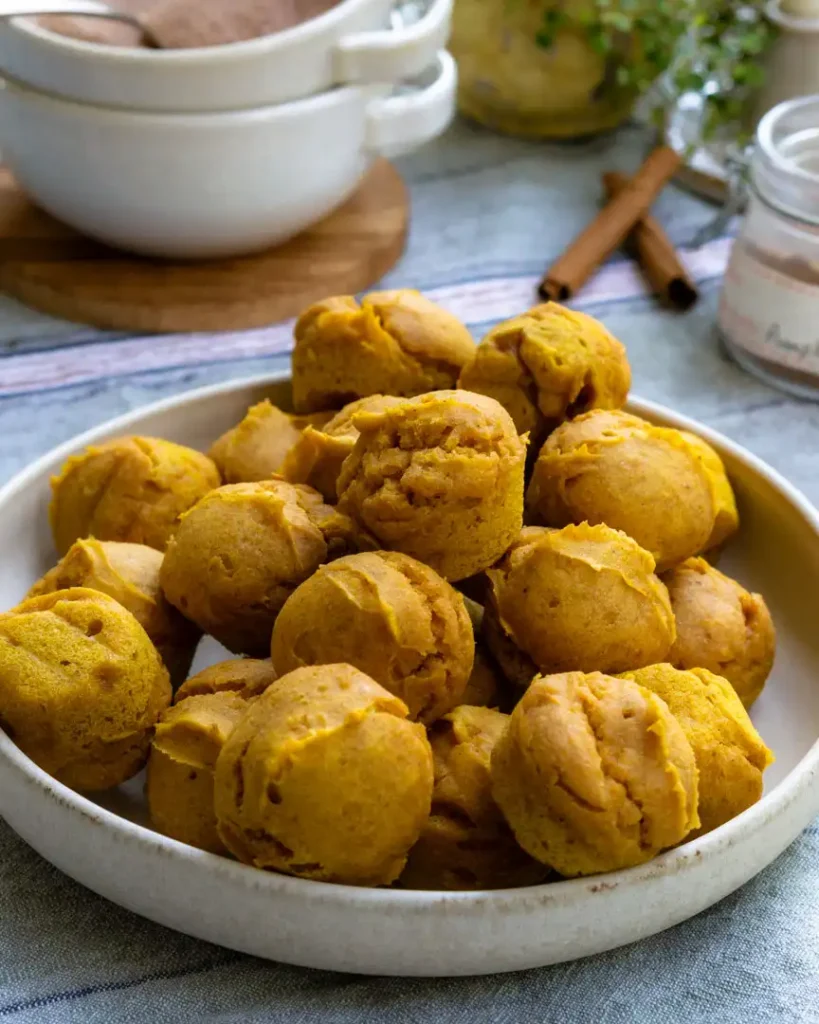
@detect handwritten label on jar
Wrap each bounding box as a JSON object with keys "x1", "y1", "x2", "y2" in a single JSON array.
[{"x1": 719, "y1": 239, "x2": 819, "y2": 374}]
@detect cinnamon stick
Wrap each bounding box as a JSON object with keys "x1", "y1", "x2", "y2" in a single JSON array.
[
  {"x1": 538, "y1": 145, "x2": 682, "y2": 302},
  {"x1": 603, "y1": 171, "x2": 698, "y2": 311}
]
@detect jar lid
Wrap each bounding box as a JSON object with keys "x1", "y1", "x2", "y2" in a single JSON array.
[{"x1": 753, "y1": 95, "x2": 819, "y2": 223}]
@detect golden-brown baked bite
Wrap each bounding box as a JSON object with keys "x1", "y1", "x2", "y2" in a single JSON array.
[
  {"x1": 458, "y1": 302, "x2": 630, "y2": 442},
  {"x1": 214, "y1": 664, "x2": 433, "y2": 885},
  {"x1": 271, "y1": 551, "x2": 474, "y2": 724},
  {"x1": 50, "y1": 436, "x2": 220, "y2": 554},
  {"x1": 461, "y1": 643, "x2": 506, "y2": 709},
  {"x1": 484, "y1": 524, "x2": 675, "y2": 680},
  {"x1": 401, "y1": 705, "x2": 549, "y2": 890},
  {"x1": 526, "y1": 410, "x2": 733, "y2": 572},
  {"x1": 147, "y1": 691, "x2": 250, "y2": 853},
  {"x1": 491, "y1": 671, "x2": 699, "y2": 876},
  {"x1": 208, "y1": 399, "x2": 332, "y2": 484},
  {"x1": 28, "y1": 539, "x2": 199, "y2": 687},
  {"x1": 174, "y1": 658, "x2": 277, "y2": 704},
  {"x1": 281, "y1": 395, "x2": 404, "y2": 502},
  {"x1": 337, "y1": 390, "x2": 526, "y2": 581},
  {"x1": 480, "y1": 599, "x2": 541, "y2": 690},
  {"x1": 291, "y1": 291, "x2": 476, "y2": 413},
  {"x1": 663, "y1": 557, "x2": 775, "y2": 709},
  {"x1": 161, "y1": 478, "x2": 363, "y2": 657},
  {"x1": 0, "y1": 587, "x2": 171, "y2": 790},
  {"x1": 677, "y1": 431, "x2": 739, "y2": 551},
  {"x1": 620, "y1": 664, "x2": 773, "y2": 835}
]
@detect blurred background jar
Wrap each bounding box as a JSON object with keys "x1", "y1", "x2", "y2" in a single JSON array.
[
  {"x1": 718, "y1": 95, "x2": 819, "y2": 399},
  {"x1": 450, "y1": 1, "x2": 782, "y2": 146},
  {"x1": 450, "y1": 0, "x2": 690, "y2": 139},
  {"x1": 753, "y1": 0, "x2": 819, "y2": 119}
]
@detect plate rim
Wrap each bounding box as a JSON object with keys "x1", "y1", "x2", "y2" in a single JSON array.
[{"x1": 1, "y1": 371, "x2": 818, "y2": 914}]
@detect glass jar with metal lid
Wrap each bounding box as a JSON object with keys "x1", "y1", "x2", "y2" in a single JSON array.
[{"x1": 719, "y1": 94, "x2": 819, "y2": 398}]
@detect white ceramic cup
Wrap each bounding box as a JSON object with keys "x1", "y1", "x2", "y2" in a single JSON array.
[
  {"x1": 0, "y1": 0, "x2": 452, "y2": 112},
  {"x1": 0, "y1": 51, "x2": 455, "y2": 259}
]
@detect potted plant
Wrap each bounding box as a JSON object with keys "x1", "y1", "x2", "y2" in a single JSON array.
[{"x1": 450, "y1": 0, "x2": 775, "y2": 140}]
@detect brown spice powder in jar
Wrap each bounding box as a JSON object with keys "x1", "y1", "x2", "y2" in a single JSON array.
[
  {"x1": 730, "y1": 241, "x2": 819, "y2": 391},
  {"x1": 718, "y1": 96, "x2": 819, "y2": 399},
  {"x1": 746, "y1": 244, "x2": 819, "y2": 287}
]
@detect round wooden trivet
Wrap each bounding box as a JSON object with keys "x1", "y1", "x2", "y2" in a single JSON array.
[{"x1": 0, "y1": 159, "x2": 409, "y2": 333}]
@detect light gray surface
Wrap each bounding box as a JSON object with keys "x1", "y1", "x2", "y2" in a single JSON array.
[
  {"x1": 0, "y1": 119, "x2": 817, "y2": 1021},
  {"x1": 1, "y1": 121, "x2": 816, "y2": 501}
]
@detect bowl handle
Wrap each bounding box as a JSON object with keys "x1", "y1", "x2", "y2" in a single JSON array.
[
  {"x1": 364, "y1": 50, "x2": 456, "y2": 158},
  {"x1": 335, "y1": 0, "x2": 453, "y2": 85}
]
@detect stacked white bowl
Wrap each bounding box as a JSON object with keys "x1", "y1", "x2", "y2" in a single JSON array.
[{"x1": 0, "y1": 0, "x2": 456, "y2": 257}]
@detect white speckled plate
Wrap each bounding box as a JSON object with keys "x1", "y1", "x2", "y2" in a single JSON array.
[{"x1": 0, "y1": 373, "x2": 817, "y2": 977}]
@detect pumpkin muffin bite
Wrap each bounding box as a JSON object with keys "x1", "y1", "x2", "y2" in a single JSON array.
[
  {"x1": 620, "y1": 664, "x2": 773, "y2": 835},
  {"x1": 214, "y1": 664, "x2": 433, "y2": 885},
  {"x1": 147, "y1": 691, "x2": 252, "y2": 854},
  {"x1": 174, "y1": 658, "x2": 277, "y2": 704},
  {"x1": 281, "y1": 395, "x2": 404, "y2": 502},
  {"x1": 209, "y1": 399, "x2": 332, "y2": 484},
  {"x1": 526, "y1": 410, "x2": 733, "y2": 571},
  {"x1": 401, "y1": 705, "x2": 549, "y2": 890},
  {"x1": 491, "y1": 671, "x2": 699, "y2": 876},
  {"x1": 662, "y1": 557, "x2": 775, "y2": 708},
  {"x1": 161, "y1": 478, "x2": 363, "y2": 656},
  {"x1": 292, "y1": 290, "x2": 475, "y2": 413},
  {"x1": 337, "y1": 390, "x2": 526, "y2": 581},
  {"x1": 28, "y1": 539, "x2": 199, "y2": 687},
  {"x1": 0, "y1": 588, "x2": 171, "y2": 790},
  {"x1": 484, "y1": 524, "x2": 675, "y2": 681},
  {"x1": 50, "y1": 435, "x2": 219, "y2": 554},
  {"x1": 272, "y1": 551, "x2": 474, "y2": 724},
  {"x1": 458, "y1": 302, "x2": 630, "y2": 443}
]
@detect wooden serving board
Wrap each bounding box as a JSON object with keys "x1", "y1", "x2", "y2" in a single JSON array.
[{"x1": 0, "y1": 160, "x2": 409, "y2": 333}]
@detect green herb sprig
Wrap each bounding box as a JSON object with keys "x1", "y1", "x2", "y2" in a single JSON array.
[{"x1": 534, "y1": 0, "x2": 776, "y2": 133}]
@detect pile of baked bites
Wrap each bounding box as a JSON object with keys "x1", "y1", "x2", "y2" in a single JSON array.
[{"x1": 0, "y1": 291, "x2": 775, "y2": 889}]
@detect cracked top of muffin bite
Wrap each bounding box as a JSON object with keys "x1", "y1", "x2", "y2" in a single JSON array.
[
  {"x1": 491, "y1": 670, "x2": 700, "y2": 876},
  {"x1": 271, "y1": 550, "x2": 474, "y2": 724},
  {"x1": 337, "y1": 390, "x2": 526, "y2": 581},
  {"x1": 291, "y1": 290, "x2": 476, "y2": 413}
]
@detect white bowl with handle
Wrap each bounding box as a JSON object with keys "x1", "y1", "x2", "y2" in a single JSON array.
[
  {"x1": 0, "y1": 51, "x2": 455, "y2": 259},
  {"x1": 0, "y1": 0, "x2": 453, "y2": 112}
]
